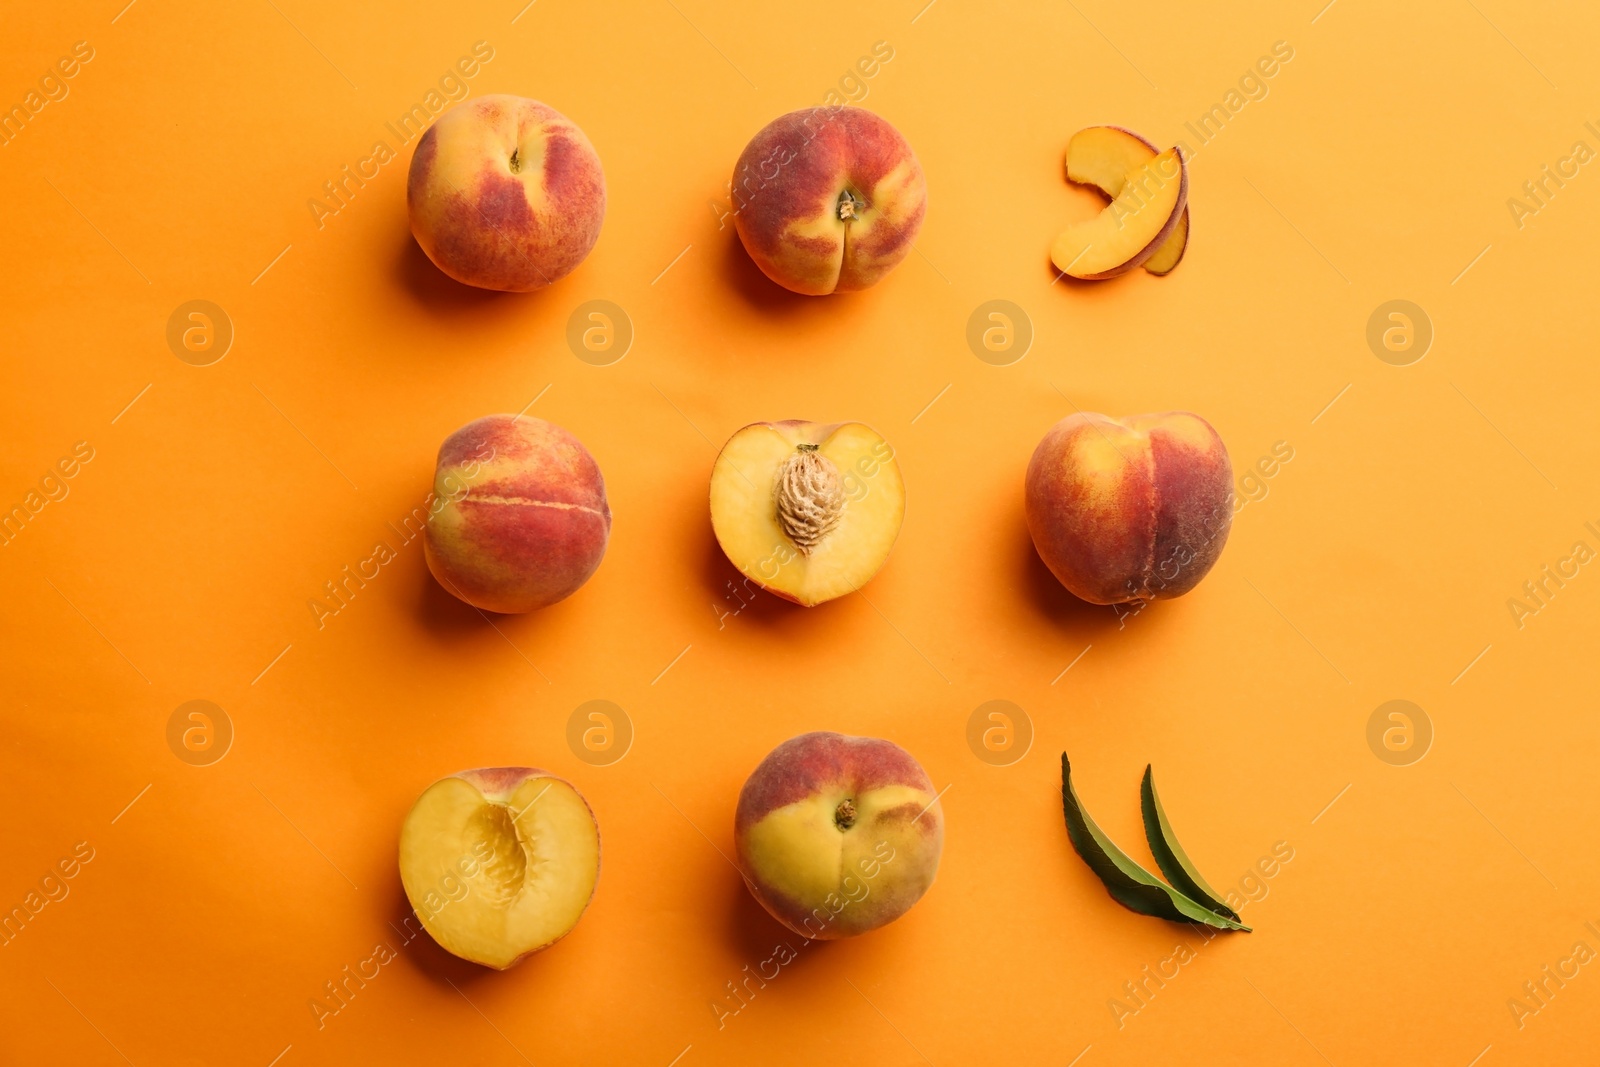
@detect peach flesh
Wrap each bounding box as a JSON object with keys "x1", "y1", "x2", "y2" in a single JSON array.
[
  {"x1": 1064, "y1": 125, "x2": 1189, "y2": 275},
  {"x1": 398, "y1": 767, "x2": 601, "y2": 970},
  {"x1": 709, "y1": 420, "x2": 905, "y2": 607},
  {"x1": 1050, "y1": 148, "x2": 1187, "y2": 279}
]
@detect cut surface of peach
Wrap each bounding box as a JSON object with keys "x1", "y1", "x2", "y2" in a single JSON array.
[
  {"x1": 398, "y1": 768, "x2": 600, "y2": 969},
  {"x1": 1051, "y1": 146, "x2": 1187, "y2": 279},
  {"x1": 1065, "y1": 126, "x2": 1189, "y2": 276},
  {"x1": 710, "y1": 420, "x2": 905, "y2": 607},
  {"x1": 1141, "y1": 210, "x2": 1188, "y2": 274},
  {"x1": 1066, "y1": 125, "x2": 1161, "y2": 192}
]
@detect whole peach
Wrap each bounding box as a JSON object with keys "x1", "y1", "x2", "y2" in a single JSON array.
[
  {"x1": 407, "y1": 95, "x2": 605, "y2": 292},
  {"x1": 731, "y1": 106, "x2": 926, "y2": 295},
  {"x1": 424, "y1": 415, "x2": 610, "y2": 613},
  {"x1": 734, "y1": 732, "x2": 943, "y2": 939},
  {"x1": 1025, "y1": 411, "x2": 1232, "y2": 604}
]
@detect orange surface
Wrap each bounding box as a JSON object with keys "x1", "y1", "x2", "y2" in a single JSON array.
[{"x1": 4, "y1": 2, "x2": 1600, "y2": 1064}]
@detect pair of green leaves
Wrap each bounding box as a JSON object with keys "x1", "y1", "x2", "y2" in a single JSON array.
[{"x1": 1060, "y1": 753, "x2": 1250, "y2": 932}]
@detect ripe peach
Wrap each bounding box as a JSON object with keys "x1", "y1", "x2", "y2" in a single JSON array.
[
  {"x1": 709, "y1": 420, "x2": 905, "y2": 607},
  {"x1": 424, "y1": 415, "x2": 610, "y2": 613},
  {"x1": 731, "y1": 106, "x2": 926, "y2": 295},
  {"x1": 407, "y1": 94, "x2": 605, "y2": 292},
  {"x1": 1025, "y1": 411, "x2": 1232, "y2": 604},
  {"x1": 399, "y1": 767, "x2": 600, "y2": 969},
  {"x1": 734, "y1": 732, "x2": 943, "y2": 940}
]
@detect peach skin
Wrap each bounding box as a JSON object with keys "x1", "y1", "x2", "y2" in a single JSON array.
[
  {"x1": 731, "y1": 106, "x2": 926, "y2": 295},
  {"x1": 734, "y1": 732, "x2": 943, "y2": 939},
  {"x1": 1025, "y1": 411, "x2": 1232, "y2": 604},
  {"x1": 424, "y1": 415, "x2": 610, "y2": 613},
  {"x1": 407, "y1": 94, "x2": 605, "y2": 291}
]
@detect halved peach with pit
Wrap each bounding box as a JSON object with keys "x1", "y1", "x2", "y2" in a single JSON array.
[
  {"x1": 398, "y1": 768, "x2": 600, "y2": 969},
  {"x1": 710, "y1": 420, "x2": 905, "y2": 607}
]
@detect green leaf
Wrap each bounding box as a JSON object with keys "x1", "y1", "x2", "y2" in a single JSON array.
[
  {"x1": 1141, "y1": 764, "x2": 1242, "y2": 922},
  {"x1": 1060, "y1": 753, "x2": 1249, "y2": 932}
]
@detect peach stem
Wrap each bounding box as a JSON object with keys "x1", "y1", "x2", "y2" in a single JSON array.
[{"x1": 835, "y1": 798, "x2": 857, "y2": 830}]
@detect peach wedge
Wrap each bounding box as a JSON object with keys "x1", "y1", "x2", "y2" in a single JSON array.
[
  {"x1": 1065, "y1": 126, "x2": 1189, "y2": 275},
  {"x1": 1051, "y1": 147, "x2": 1187, "y2": 279},
  {"x1": 710, "y1": 420, "x2": 904, "y2": 607}
]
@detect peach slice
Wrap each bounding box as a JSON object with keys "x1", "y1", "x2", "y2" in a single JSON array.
[
  {"x1": 398, "y1": 768, "x2": 600, "y2": 969},
  {"x1": 1141, "y1": 210, "x2": 1189, "y2": 275},
  {"x1": 1065, "y1": 126, "x2": 1189, "y2": 275},
  {"x1": 709, "y1": 420, "x2": 904, "y2": 607},
  {"x1": 1050, "y1": 147, "x2": 1187, "y2": 279}
]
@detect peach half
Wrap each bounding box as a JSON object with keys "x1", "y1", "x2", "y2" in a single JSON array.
[
  {"x1": 709, "y1": 421, "x2": 904, "y2": 607},
  {"x1": 735, "y1": 732, "x2": 944, "y2": 940},
  {"x1": 731, "y1": 106, "x2": 926, "y2": 295},
  {"x1": 424, "y1": 414, "x2": 610, "y2": 614},
  {"x1": 398, "y1": 768, "x2": 600, "y2": 969},
  {"x1": 1025, "y1": 411, "x2": 1232, "y2": 604},
  {"x1": 1065, "y1": 126, "x2": 1189, "y2": 275},
  {"x1": 407, "y1": 95, "x2": 605, "y2": 292},
  {"x1": 1050, "y1": 147, "x2": 1187, "y2": 279}
]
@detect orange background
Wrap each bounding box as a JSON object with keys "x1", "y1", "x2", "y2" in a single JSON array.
[{"x1": 5, "y1": 1, "x2": 1600, "y2": 1064}]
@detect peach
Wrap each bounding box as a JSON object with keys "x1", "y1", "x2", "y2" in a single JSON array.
[
  {"x1": 407, "y1": 95, "x2": 605, "y2": 291},
  {"x1": 1025, "y1": 411, "x2": 1232, "y2": 604},
  {"x1": 1050, "y1": 147, "x2": 1187, "y2": 279},
  {"x1": 735, "y1": 732, "x2": 943, "y2": 940},
  {"x1": 399, "y1": 767, "x2": 600, "y2": 969},
  {"x1": 1065, "y1": 126, "x2": 1189, "y2": 275},
  {"x1": 731, "y1": 106, "x2": 926, "y2": 295},
  {"x1": 424, "y1": 414, "x2": 610, "y2": 613},
  {"x1": 709, "y1": 420, "x2": 904, "y2": 606}
]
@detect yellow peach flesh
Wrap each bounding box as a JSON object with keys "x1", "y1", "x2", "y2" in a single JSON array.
[
  {"x1": 1142, "y1": 210, "x2": 1189, "y2": 274},
  {"x1": 1061, "y1": 130, "x2": 1189, "y2": 277},
  {"x1": 398, "y1": 771, "x2": 599, "y2": 969},
  {"x1": 710, "y1": 421, "x2": 904, "y2": 607},
  {"x1": 1066, "y1": 126, "x2": 1160, "y2": 192},
  {"x1": 1051, "y1": 148, "x2": 1186, "y2": 279}
]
